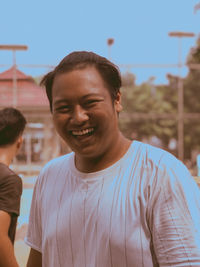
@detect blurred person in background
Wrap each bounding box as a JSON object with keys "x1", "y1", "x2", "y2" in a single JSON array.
[
  {"x1": 0, "y1": 107, "x2": 26, "y2": 267},
  {"x1": 26, "y1": 51, "x2": 200, "y2": 267}
]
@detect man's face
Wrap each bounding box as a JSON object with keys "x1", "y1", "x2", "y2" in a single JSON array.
[{"x1": 52, "y1": 66, "x2": 122, "y2": 160}]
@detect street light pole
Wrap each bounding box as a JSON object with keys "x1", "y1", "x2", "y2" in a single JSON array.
[
  {"x1": 0, "y1": 44, "x2": 28, "y2": 107},
  {"x1": 168, "y1": 32, "x2": 195, "y2": 161},
  {"x1": 107, "y1": 38, "x2": 114, "y2": 60}
]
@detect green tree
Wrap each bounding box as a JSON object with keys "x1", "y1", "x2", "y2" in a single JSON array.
[
  {"x1": 119, "y1": 37, "x2": 200, "y2": 161},
  {"x1": 183, "y1": 36, "x2": 200, "y2": 159},
  {"x1": 119, "y1": 74, "x2": 177, "y2": 151}
]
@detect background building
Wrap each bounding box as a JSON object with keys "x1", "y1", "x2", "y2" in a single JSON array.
[{"x1": 0, "y1": 66, "x2": 69, "y2": 174}]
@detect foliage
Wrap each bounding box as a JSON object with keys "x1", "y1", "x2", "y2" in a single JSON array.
[
  {"x1": 121, "y1": 72, "x2": 136, "y2": 87},
  {"x1": 119, "y1": 75, "x2": 177, "y2": 152},
  {"x1": 119, "y1": 40, "x2": 200, "y2": 160},
  {"x1": 185, "y1": 37, "x2": 200, "y2": 113},
  {"x1": 183, "y1": 36, "x2": 200, "y2": 158}
]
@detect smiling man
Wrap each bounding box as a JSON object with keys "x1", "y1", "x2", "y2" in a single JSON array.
[
  {"x1": 26, "y1": 51, "x2": 200, "y2": 267},
  {"x1": 51, "y1": 65, "x2": 130, "y2": 172}
]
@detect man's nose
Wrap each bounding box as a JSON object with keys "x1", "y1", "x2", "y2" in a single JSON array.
[{"x1": 71, "y1": 105, "x2": 89, "y2": 124}]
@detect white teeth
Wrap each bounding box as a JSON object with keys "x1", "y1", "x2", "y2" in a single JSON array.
[{"x1": 72, "y1": 128, "x2": 94, "y2": 136}]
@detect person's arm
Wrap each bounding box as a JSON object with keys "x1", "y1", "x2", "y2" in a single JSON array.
[
  {"x1": 149, "y1": 156, "x2": 200, "y2": 266},
  {"x1": 26, "y1": 248, "x2": 42, "y2": 267},
  {"x1": 0, "y1": 210, "x2": 19, "y2": 267},
  {"x1": 26, "y1": 174, "x2": 43, "y2": 267}
]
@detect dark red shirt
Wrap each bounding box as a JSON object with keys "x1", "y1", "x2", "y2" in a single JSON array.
[{"x1": 0, "y1": 163, "x2": 22, "y2": 243}]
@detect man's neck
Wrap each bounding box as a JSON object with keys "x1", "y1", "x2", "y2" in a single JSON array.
[
  {"x1": 75, "y1": 135, "x2": 132, "y2": 173},
  {"x1": 0, "y1": 147, "x2": 15, "y2": 166}
]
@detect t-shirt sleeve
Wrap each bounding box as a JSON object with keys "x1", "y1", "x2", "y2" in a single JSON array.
[
  {"x1": 25, "y1": 175, "x2": 42, "y2": 252},
  {"x1": 0, "y1": 174, "x2": 22, "y2": 216},
  {"x1": 148, "y1": 154, "x2": 200, "y2": 266}
]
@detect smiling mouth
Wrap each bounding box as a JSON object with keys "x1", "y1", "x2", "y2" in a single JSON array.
[{"x1": 71, "y1": 127, "x2": 94, "y2": 137}]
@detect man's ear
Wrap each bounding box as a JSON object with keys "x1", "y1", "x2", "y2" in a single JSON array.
[
  {"x1": 16, "y1": 136, "x2": 23, "y2": 150},
  {"x1": 114, "y1": 92, "x2": 123, "y2": 113}
]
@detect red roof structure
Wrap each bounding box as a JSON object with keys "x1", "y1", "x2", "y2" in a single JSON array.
[{"x1": 0, "y1": 66, "x2": 49, "y2": 107}]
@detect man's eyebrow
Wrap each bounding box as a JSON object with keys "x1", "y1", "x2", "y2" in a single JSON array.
[
  {"x1": 53, "y1": 93, "x2": 103, "y2": 106},
  {"x1": 53, "y1": 99, "x2": 69, "y2": 106},
  {"x1": 81, "y1": 93, "x2": 103, "y2": 99}
]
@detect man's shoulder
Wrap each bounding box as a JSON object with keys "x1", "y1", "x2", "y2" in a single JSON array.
[
  {"x1": 0, "y1": 162, "x2": 20, "y2": 181},
  {"x1": 133, "y1": 141, "x2": 193, "y2": 192},
  {"x1": 134, "y1": 140, "x2": 178, "y2": 170},
  {"x1": 0, "y1": 163, "x2": 22, "y2": 210},
  {"x1": 135, "y1": 141, "x2": 192, "y2": 186},
  {"x1": 45, "y1": 152, "x2": 73, "y2": 167},
  {"x1": 40, "y1": 152, "x2": 74, "y2": 177},
  {"x1": 33, "y1": 152, "x2": 74, "y2": 194}
]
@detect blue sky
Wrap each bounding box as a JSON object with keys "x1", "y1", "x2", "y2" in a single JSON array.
[{"x1": 0, "y1": 0, "x2": 200, "y2": 84}]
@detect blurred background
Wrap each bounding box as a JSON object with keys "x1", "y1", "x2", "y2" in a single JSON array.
[{"x1": 1, "y1": 0, "x2": 200, "y2": 266}]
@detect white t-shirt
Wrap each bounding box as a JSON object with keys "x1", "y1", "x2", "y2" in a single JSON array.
[{"x1": 26, "y1": 141, "x2": 200, "y2": 267}]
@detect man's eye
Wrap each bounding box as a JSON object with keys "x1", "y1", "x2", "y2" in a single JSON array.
[
  {"x1": 56, "y1": 105, "x2": 71, "y2": 112},
  {"x1": 84, "y1": 100, "x2": 100, "y2": 107}
]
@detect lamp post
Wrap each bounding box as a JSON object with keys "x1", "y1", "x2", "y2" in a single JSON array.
[
  {"x1": 107, "y1": 38, "x2": 114, "y2": 60},
  {"x1": 168, "y1": 32, "x2": 195, "y2": 161},
  {"x1": 0, "y1": 44, "x2": 28, "y2": 107}
]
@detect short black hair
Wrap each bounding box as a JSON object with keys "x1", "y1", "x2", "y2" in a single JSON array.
[
  {"x1": 40, "y1": 51, "x2": 122, "y2": 111},
  {"x1": 0, "y1": 108, "x2": 27, "y2": 146}
]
